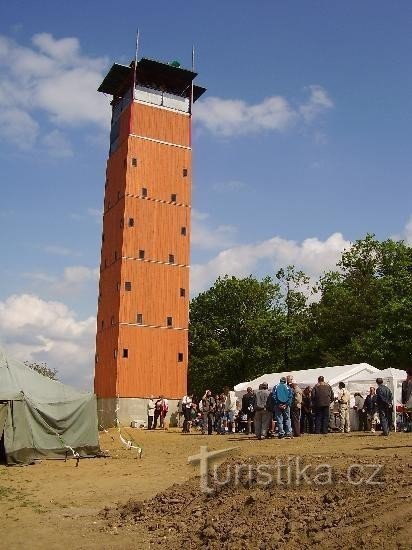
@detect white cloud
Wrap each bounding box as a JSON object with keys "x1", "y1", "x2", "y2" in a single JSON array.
[
  {"x1": 394, "y1": 215, "x2": 412, "y2": 244},
  {"x1": 299, "y1": 85, "x2": 334, "y2": 122},
  {"x1": 194, "y1": 85, "x2": 333, "y2": 137},
  {"x1": 25, "y1": 265, "x2": 99, "y2": 296},
  {"x1": 190, "y1": 232, "x2": 349, "y2": 295},
  {"x1": 0, "y1": 33, "x2": 110, "y2": 152},
  {"x1": 42, "y1": 129, "x2": 73, "y2": 158},
  {"x1": 0, "y1": 293, "x2": 95, "y2": 388},
  {"x1": 43, "y1": 244, "x2": 74, "y2": 256},
  {"x1": 192, "y1": 210, "x2": 237, "y2": 250}
]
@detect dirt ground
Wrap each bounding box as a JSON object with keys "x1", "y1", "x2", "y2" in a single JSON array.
[{"x1": 0, "y1": 428, "x2": 411, "y2": 549}]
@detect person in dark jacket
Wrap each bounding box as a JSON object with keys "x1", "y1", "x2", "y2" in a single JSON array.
[
  {"x1": 311, "y1": 376, "x2": 334, "y2": 434},
  {"x1": 201, "y1": 390, "x2": 216, "y2": 435},
  {"x1": 364, "y1": 387, "x2": 377, "y2": 431},
  {"x1": 241, "y1": 387, "x2": 255, "y2": 435},
  {"x1": 376, "y1": 378, "x2": 393, "y2": 436},
  {"x1": 300, "y1": 386, "x2": 313, "y2": 434}
]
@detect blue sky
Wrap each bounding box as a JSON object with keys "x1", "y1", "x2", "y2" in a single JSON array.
[{"x1": 1, "y1": 1, "x2": 411, "y2": 387}]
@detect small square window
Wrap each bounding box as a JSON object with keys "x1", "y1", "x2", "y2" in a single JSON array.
[
  {"x1": 131, "y1": 158, "x2": 138, "y2": 167},
  {"x1": 171, "y1": 193, "x2": 177, "y2": 202},
  {"x1": 136, "y1": 313, "x2": 143, "y2": 325},
  {"x1": 114, "y1": 349, "x2": 118, "y2": 358},
  {"x1": 125, "y1": 281, "x2": 132, "y2": 291},
  {"x1": 167, "y1": 316, "x2": 173, "y2": 327},
  {"x1": 139, "y1": 250, "x2": 145, "y2": 259},
  {"x1": 183, "y1": 168, "x2": 188, "y2": 177},
  {"x1": 168, "y1": 254, "x2": 175, "y2": 264},
  {"x1": 181, "y1": 227, "x2": 186, "y2": 236},
  {"x1": 128, "y1": 218, "x2": 134, "y2": 227},
  {"x1": 180, "y1": 288, "x2": 186, "y2": 297},
  {"x1": 178, "y1": 352, "x2": 184, "y2": 362},
  {"x1": 122, "y1": 348, "x2": 128, "y2": 358},
  {"x1": 141, "y1": 188, "x2": 148, "y2": 197}
]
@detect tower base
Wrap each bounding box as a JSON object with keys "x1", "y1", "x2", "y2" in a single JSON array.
[{"x1": 97, "y1": 397, "x2": 180, "y2": 429}]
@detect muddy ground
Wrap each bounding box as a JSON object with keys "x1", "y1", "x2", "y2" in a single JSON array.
[{"x1": 0, "y1": 429, "x2": 411, "y2": 549}]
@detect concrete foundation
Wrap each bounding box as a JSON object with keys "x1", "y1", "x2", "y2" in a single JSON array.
[{"x1": 97, "y1": 397, "x2": 180, "y2": 429}]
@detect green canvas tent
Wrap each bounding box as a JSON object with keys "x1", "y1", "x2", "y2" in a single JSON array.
[{"x1": 0, "y1": 346, "x2": 100, "y2": 465}]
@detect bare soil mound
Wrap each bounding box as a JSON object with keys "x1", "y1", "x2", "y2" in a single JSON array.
[{"x1": 100, "y1": 453, "x2": 412, "y2": 549}]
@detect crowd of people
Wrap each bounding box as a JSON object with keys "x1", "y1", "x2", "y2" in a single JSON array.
[{"x1": 146, "y1": 368, "x2": 412, "y2": 438}]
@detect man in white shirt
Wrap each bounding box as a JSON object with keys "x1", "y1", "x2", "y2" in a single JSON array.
[
  {"x1": 224, "y1": 387, "x2": 238, "y2": 433},
  {"x1": 147, "y1": 396, "x2": 155, "y2": 430},
  {"x1": 337, "y1": 382, "x2": 351, "y2": 433},
  {"x1": 181, "y1": 393, "x2": 193, "y2": 433}
]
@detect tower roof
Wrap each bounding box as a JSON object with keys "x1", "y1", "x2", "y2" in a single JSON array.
[{"x1": 98, "y1": 57, "x2": 206, "y2": 101}]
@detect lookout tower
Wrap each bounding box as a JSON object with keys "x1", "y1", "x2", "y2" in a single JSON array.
[{"x1": 94, "y1": 56, "x2": 205, "y2": 425}]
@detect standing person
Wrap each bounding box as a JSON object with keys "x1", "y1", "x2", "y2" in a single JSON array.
[
  {"x1": 300, "y1": 386, "x2": 313, "y2": 434},
  {"x1": 364, "y1": 387, "x2": 378, "y2": 432},
  {"x1": 153, "y1": 396, "x2": 163, "y2": 429},
  {"x1": 353, "y1": 393, "x2": 367, "y2": 431},
  {"x1": 254, "y1": 383, "x2": 271, "y2": 440},
  {"x1": 201, "y1": 390, "x2": 216, "y2": 435},
  {"x1": 337, "y1": 382, "x2": 351, "y2": 433},
  {"x1": 290, "y1": 382, "x2": 302, "y2": 437},
  {"x1": 215, "y1": 394, "x2": 227, "y2": 434},
  {"x1": 181, "y1": 393, "x2": 193, "y2": 433},
  {"x1": 401, "y1": 368, "x2": 412, "y2": 432},
  {"x1": 224, "y1": 387, "x2": 238, "y2": 434},
  {"x1": 147, "y1": 395, "x2": 155, "y2": 430},
  {"x1": 161, "y1": 397, "x2": 169, "y2": 429},
  {"x1": 376, "y1": 378, "x2": 393, "y2": 436},
  {"x1": 273, "y1": 377, "x2": 293, "y2": 439},
  {"x1": 241, "y1": 387, "x2": 256, "y2": 435},
  {"x1": 311, "y1": 376, "x2": 334, "y2": 435}
]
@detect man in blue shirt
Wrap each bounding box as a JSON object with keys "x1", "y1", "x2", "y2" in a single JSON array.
[{"x1": 272, "y1": 377, "x2": 293, "y2": 439}]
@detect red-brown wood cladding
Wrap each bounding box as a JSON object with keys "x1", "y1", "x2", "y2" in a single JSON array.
[{"x1": 94, "y1": 99, "x2": 191, "y2": 400}]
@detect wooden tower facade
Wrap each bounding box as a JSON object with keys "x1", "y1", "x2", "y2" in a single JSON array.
[{"x1": 94, "y1": 58, "x2": 205, "y2": 420}]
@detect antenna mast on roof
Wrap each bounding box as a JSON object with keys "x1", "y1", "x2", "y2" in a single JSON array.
[
  {"x1": 133, "y1": 28, "x2": 140, "y2": 96},
  {"x1": 190, "y1": 44, "x2": 195, "y2": 114}
]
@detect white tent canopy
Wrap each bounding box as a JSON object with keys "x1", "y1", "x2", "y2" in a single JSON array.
[
  {"x1": 346, "y1": 367, "x2": 407, "y2": 406},
  {"x1": 234, "y1": 363, "x2": 379, "y2": 393}
]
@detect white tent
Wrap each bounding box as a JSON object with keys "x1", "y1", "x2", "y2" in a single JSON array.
[{"x1": 234, "y1": 363, "x2": 379, "y2": 394}]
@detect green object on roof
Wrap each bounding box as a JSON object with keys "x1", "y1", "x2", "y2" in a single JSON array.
[{"x1": 170, "y1": 60, "x2": 181, "y2": 68}]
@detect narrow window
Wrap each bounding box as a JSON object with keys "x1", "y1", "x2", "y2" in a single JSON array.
[
  {"x1": 183, "y1": 168, "x2": 188, "y2": 177},
  {"x1": 180, "y1": 288, "x2": 186, "y2": 297},
  {"x1": 168, "y1": 254, "x2": 175, "y2": 264},
  {"x1": 131, "y1": 158, "x2": 137, "y2": 167},
  {"x1": 125, "y1": 281, "x2": 132, "y2": 291},
  {"x1": 122, "y1": 348, "x2": 128, "y2": 358},
  {"x1": 138, "y1": 249, "x2": 145, "y2": 260},
  {"x1": 141, "y1": 187, "x2": 148, "y2": 197},
  {"x1": 128, "y1": 218, "x2": 134, "y2": 227},
  {"x1": 167, "y1": 316, "x2": 173, "y2": 327},
  {"x1": 181, "y1": 226, "x2": 186, "y2": 236},
  {"x1": 171, "y1": 193, "x2": 177, "y2": 202},
  {"x1": 114, "y1": 349, "x2": 118, "y2": 358},
  {"x1": 136, "y1": 313, "x2": 143, "y2": 325},
  {"x1": 178, "y1": 353, "x2": 184, "y2": 362}
]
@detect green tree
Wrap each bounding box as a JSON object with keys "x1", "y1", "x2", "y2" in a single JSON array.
[
  {"x1": 25, "y1": 361, "x2": 58, "y2": 380},
  {"x1": 189, "y1": 275, "x2": 283, "y2": 395}
]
